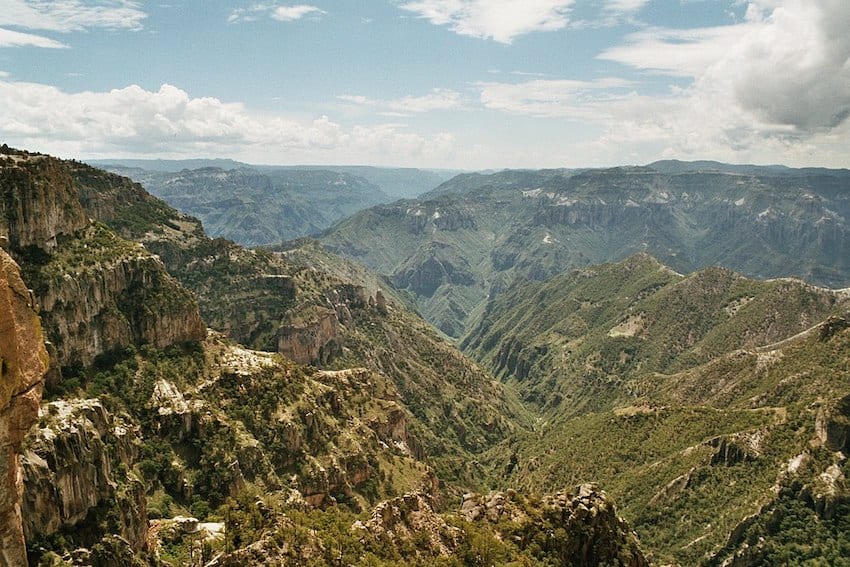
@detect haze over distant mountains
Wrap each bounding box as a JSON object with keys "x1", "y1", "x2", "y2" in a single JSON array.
[
  {"x1": 93, "y1": 159, "x2": 458, "y2": 247},
  {"x1": 320, "y1": 160, "x2": 850, "y2": 337}
]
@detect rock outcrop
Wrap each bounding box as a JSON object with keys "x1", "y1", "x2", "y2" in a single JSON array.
[
  {"x1": 278, "y1": 307, "x2": 341, "y2": 366},
  {"x1": 277, "y1": 284, "x2": 375, "y2": 366},
  {"x1": 21, "y1": 399, "x2": 147, "y2": 552},
  {"x1": 0, "y1": 249, "x2": 48, "y2": 566},
  {"x1": 36, "y1": 246, "x2": 206, "y2": 369},
  {"x1": 461, "y1": 484, "x2": 649, "y2": 567},
  {"x1": 816, "y1": 394, "x2": 850, "y2": 453},
  {"x1": 1, "y1": 149, "x2": 206, "y2": 373},
  {"x1": 0, "y1": 150, "x2": 89, "y2": 253},
  {"x1": 353, "y1": 492, "x2": 462, "y2": 556}
]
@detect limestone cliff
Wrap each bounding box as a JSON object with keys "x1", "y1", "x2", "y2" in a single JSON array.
[
  {"x1": 0, "y1": 149, "x2": 205, "y2": 373},
  {"x1": 0, "y1": 250, "x2": 47, "y2": 566},
  {"x1": 21, "y1": 399, "x2": 147, "y2": 553},
  {"x1": 0, "y1": 149, "x2": 89, "y2": 253}
]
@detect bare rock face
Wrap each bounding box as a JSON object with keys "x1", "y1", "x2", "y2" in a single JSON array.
[
  {"x1": 1, "y1": 149, "x2": 206, "y2": 374},
  {"x1": 0, "y1": 150, "x2": 89, "y2": 253},
  {"x1": 816, "y1": 394, "x2": 850, "y2": 453},
  {"x1": 0, "y1": 250, "x2": 48, "y2": 566},
  {"x1": 21, "y1": 398, "x2": 147, "y2": 552},
  {"x1": 37, "y1": 251, "x2": 206, "y2": 370},
  {"x1": 278, "y1": 307, "x2": 341, "y2": 366}
]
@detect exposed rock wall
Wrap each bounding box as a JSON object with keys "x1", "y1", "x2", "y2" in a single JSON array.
[
  {"x1": 0, "y1": 151, "x2": 89, "y2": 253},
  {"x1": 1, "y1": 149, "x2": 206, "y2": 372},
  {"x1": 278, "y1": 307, "x2": 341, "y2": 366},
  {"x1": 37, "y1": 253, "x2": 205, "y2": 369},
  {"x1": 21, "y1": 399, "x2": 147, "y2": 552},
  {"x1": 0, "y1": 250, "x2": 47, "y2": 566}
]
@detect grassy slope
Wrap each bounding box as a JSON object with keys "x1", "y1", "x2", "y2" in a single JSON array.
[{"x1": 463, "y1": 254, "x2": 850, "y2": 563}]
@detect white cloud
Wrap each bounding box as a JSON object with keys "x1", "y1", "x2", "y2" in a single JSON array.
[
  {"x1": 399, "y1": 0, "x2": 575, "y2": 43},
  {"x1": 563, "y1": 0, "x2": 850, "y2": 165},
  {"x1": 0, "y1": 27, "x2": 67, "y2": 48},
  {"x1": 0, "y1": 79, "x2": 458, "y2": 166},
  {"x1": 602, "y1": 0, "x2": 650, "y2": 15},
  {"x1": 272, "y1": 5, "x2": 325, "y2": 21},
  {"x1": 478, "y1": 78, "x2": 633, "y2": 118},
  {"x1": 229, "y1": 3, "x2": 325, "y2": 24},
  {"x1": 338, "y1": 88, "x2": 464, "y2": 115},
  {"x1": 0, "y1": 0, "x2": 146, "y2": 33},
  {"x1": 600, "y1": 0, "x2": 850, "y2": 133},
  {"x1": 598, "y1": 25, "x2": 753, "y2": 77}
]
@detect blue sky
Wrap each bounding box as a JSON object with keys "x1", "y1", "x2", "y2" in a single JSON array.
[{"x1": 1, "y1": 0, "x2": 848, "y2": 168}]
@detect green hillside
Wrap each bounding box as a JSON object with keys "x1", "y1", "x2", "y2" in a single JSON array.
[{"x1": 321, "y1": 165, "x2": 850, "y2": 337}]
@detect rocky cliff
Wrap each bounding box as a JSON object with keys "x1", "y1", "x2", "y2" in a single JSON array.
[
  {"x1": 460, "y1": 484, "x2": 648, "y2": 567},
  {"x1": 0, "y1": 149, "x2": 89, "y2": 253},
  {"x1": 348, "y1": 484, "x2": 648, "y2": 566},
  {"x1": 21, "y1": 399, "x2": 147, "y2": 552},
  {"x1": 0, "y1": 149, "x2": 205, "y2": 374},
  {"x1": 0, "y1": 249, "x2": 48, "y2": 566}
]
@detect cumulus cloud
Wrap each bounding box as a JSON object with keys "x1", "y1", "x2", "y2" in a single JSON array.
[
  {"x1": 601, "y1": 0, "x2": 850, "y2": 133},
  {"x1": 399, "y1": 0, "x2": 575, "y2": 43},
  {"x1": 337, "y1": 88, "x2": 464, "y2": 115},
  {"x1": 229, "y1": 3, "x2": 325, "y2": 24},
  {"x1": 0, "y1": 79, "x2": 457, "y2": 165},
  {"x1": 0, "y1": 0, "x2": 146, "y2": 33}
]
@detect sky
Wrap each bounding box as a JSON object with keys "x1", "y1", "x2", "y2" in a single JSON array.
[{"x1": 0, "y1": 0, "x2": 848, "y2": 169}]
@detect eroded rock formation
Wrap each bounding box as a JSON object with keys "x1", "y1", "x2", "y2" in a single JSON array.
[
  {"x1": 1, "y1": 149, "x2": 206, "y2": 374},
  {"x1": 21, "y1": 399, "x2": 147, "y2": 552},
  {"x1": 0, "y1": 250, "x2": 47, "y2": 566}
]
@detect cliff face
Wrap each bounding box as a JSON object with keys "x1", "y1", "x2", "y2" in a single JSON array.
[
  {"x1": 0, "y1": 250, "x2": 48, "y2": 566},
  {"x1": 278, "y1": 308, "x2": 341, "y2": 366},
  {"x1": 277, "y1": 285, "x2": 370, "y2": 366},
  {"x1": 0, "y1": 150, "x2": 205, "y2": 373},
  {"x1": 0, "y1": 151, "x2": 89, "y2": 253},
  {"x1": 21, "y1": 399, "x2": 147, "y2": 552}
]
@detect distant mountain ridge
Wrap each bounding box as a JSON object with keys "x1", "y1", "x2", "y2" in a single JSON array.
[
  {"x1": 93, "y1": 158, "x2": 458, "y2": 199},
  {"x1": 102, "y1": 165, "x2": 389, "y2": 246},
  {"x1": 96, "y1": 161, "x2": 457, "y2": 247},
  {"x1": 321, "y1": 162, "x2": 850, "y2": 337}
]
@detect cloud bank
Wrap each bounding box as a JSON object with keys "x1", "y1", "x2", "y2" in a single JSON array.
[{"x1": 0, "y1": 80, "x2": 456, "y2": 165}]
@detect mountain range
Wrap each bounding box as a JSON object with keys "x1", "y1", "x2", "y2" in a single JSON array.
[
  {"x1": 93, "y1": 160, "x2": 457, "y2": 248},
  {"x1": 2, "y1": 145, "x2": 849, "y2": 566},
  {"x1": 320, "y1": 163, "x2": 850, "y2": 338}
]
